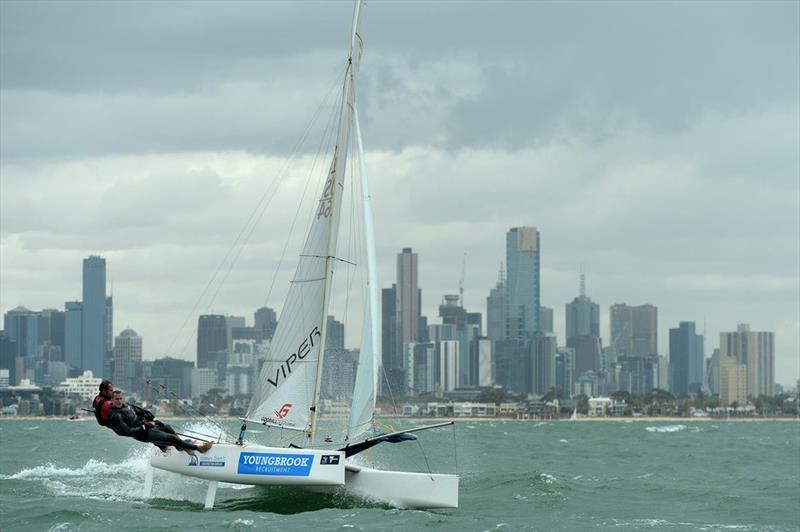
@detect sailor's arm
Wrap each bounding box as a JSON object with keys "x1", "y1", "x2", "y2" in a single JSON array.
[{"x1": 109, "y1": 411, "x2": 147, "y2": 438}]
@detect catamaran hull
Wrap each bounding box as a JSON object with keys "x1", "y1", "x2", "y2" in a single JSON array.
[
  {"x1": 149, "y1": 443, "x2": 345, "y2": 486},
  {"x1": 148, "y1": 443, "x2": 459, "y2": 509},
  {"x1": 339, "y1": 464, "x2": 459, "y2": 509}
]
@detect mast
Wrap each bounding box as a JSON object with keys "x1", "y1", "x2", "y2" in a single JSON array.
[{"x1": 309, "y1": 0, "x2": 367, "y2": 445}]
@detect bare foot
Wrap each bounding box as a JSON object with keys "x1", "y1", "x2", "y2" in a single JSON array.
[{"x1": 197, "y1": 441, "x2": 213, "y2": 453}]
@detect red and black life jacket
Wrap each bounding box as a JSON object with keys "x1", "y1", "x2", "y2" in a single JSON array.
[{"x1": 92, "y1": 394, "x2": 111, "y2": 426}]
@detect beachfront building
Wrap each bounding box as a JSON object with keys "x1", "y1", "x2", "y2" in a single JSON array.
[
  {"x1": 719, "y1": 356, "x2": 748, "y2": 406},
  {"x1": 57, "y1": 370, "x2": 102, "y2": 399},
  {"x1": 588, "y1": 396, "x2": 626, "y2": 417}
]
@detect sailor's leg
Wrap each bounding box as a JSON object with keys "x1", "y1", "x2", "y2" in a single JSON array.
[
  {"x1": 204, "y1": 480, "x2": 218, "y2": 510},
  {"x1": 143, "y1": 465, "x2": 154, "y2": 499},
  {"x1": 146, "y1": 428, "x2": 199, "y2": 452}
]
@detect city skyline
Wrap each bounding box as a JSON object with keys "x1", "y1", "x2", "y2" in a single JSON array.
[
  {"x1": 1, "y1": 249, "x2": 794, "y2": 389},
  {"x1": 0, "y1": 2, "x2": 797, "y2": 385}
]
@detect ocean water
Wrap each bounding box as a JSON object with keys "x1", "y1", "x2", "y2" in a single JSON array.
[{"x1": 1, "y1": 418, "x2": 798, "y2": 531}]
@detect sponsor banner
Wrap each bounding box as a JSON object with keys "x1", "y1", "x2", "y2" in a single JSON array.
[
  {"x1": 237, "y1": 452, "x2": 313, "y2": 476},
  {"x1": 320, "y1": 454, "x2": 340, "y2": 465},
  {"x1": 188, "y1": 454, "x2": 226, "y2": 467}
]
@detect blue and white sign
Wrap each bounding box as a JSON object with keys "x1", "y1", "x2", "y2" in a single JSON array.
[
  {"x1": 237, "y1": 452, "x2": 313, "y2": 476},
  {"x1": 188, "y1": 454, "x2": 226, "y2": 467}
]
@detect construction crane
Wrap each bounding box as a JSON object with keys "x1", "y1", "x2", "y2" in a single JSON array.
[{"x1": 459, "y1": 252, "x2": 467, "y2": 307}]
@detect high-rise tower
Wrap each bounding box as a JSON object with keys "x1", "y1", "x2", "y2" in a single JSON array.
[
  {"x1": 197, "y1": 315, "x2": 227, "y2": 382},
  {"x1": 505, "y1": 227, "x2": 540, "y2": 339},
  {"x1": 565, "y1": 271, "x2": 599, "y2": 341},
  {"x1": 610, "y1": 303, "x2": 657, "y2": 357},
  {"x1": 486, "y1": 264, "x2": 506, "y2": 343},
  {"x1": 669, "y1": 321, "x2": 704, "y2": 395},
  {"x1": 396, "y1": 248, "x2": 420, "y2": 355},
  {"x1": 720, "y1": 324, "x2": 774, "y2": 398},
  {"x1": 82, "y1": 256, "x2": 107, "y2": 377},
  {"x1": 113, "y1": 329, "x2": 142, "y2": 394}
]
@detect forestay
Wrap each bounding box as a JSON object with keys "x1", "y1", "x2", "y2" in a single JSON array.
[{"x1": 246, "y1": 0, "x2": 367, "y2": 436}]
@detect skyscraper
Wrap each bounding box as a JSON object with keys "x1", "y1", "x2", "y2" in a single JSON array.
[
  {"x1": 197, "y1": 315, "x2": 227, "y2": 382},
  {"x1": 150, "y1": 357, "x2": 194, "y2": 399},
  {"x1": 113, "y1": 329, "x2": 142, "y2": 394},
  {"x1": 486, "y1": 265, "x2": 506, "y2": 343},
  {"x1": 64, "y1": 301, "x2": 83, "y2": 371},
  {"x1": 719, "y1": 355, "x2": 747, "y2": 406},
  {"x1": 567, "y1": 335, "x2": 602, "y2": 375},
  {"x1": 555, "y1": 347, "x2": 575, "y2": 398},
  {"x1": 439, "y1": 295, "x2": 467, "y2": 330},
  {"x1": 225, "y1": 315, "x2": 246, "y2": 360},
  {"x1": 105, "y1": 296, "x2": 114, "y2": 355},
  {"x1": 565, "y1": 273, "x2": 599, "y2": 341},
  {"x1": 321, "y1": 315, "x2": 352, "y2": 399},
  {"x1": 48, "y1": 309, "x2": 66, "y2": 362},
  {"x1": 396, "y1": 248, "x2": 420, "y2": 355},
  {"x1": 381, "y1": 285, "x2": 400, "y2": 394},
  {"x1": 669, "y1": 321, "x2": 704, "y2": 395},
  {"x1": 610, "y1": 303, "x2": 657, "y2": 358},
  {"x1": 254, "y1": 307, "x2": 278, "y2": 339},
  {"x1": 720, "y1": 324, "x2": 775, "y2": 398},
  {"x1": 3, "y1": 306, "x2": 38, "y2": 358},
  {"x1": 532, "y1": 333, "x2": 556, "y2": 395},
  {"x1": 506, "y1": 227, "x2": 540, "y2": 339},
  {"x1": 82, "y1": 256, "x2": 107, "y2": 377},
  {"x1": 539, "y1": 306, "x2": 553, "y2": 334}
]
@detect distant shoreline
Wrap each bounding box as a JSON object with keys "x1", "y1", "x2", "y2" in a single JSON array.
[
  {"x1": 388, "y1": 416, "x2": 799, "y2": 423},
  {"x1": 1, "y1": 415, "x2": 797, "y2": 423}
]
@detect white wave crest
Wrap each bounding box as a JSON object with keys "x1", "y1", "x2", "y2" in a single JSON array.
[
  {"x1": 539, "y1": 473, "x2": 557, "y2": 484},
  {"x1": 646, "y1": 425, "x2": 688, "y2": 433},
  {"x1": 5, "y1": 444, "x2": 221, "y2": 505}
]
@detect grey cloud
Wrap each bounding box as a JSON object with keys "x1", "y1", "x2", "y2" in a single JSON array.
[
  {"x1": 0, "y1": 1, "x2": 350, "y2": 92},
  {"x1": 1, "y1": 1, "x2": 798, "y2": 382},
  {"x1": 3, "y1": 1, "x2": 798, "y2": 160}
]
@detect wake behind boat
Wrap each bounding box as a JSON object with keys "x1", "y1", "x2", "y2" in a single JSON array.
[{"x1": 146, "y1": 0, "x2": 458, "y2": 510}]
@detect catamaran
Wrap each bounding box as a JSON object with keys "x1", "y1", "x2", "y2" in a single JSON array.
[{"x1": 144, "y1": 0, "x2": 459, "y2": 510}]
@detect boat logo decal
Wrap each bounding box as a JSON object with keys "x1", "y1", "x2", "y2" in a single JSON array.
[
  {"x1": 188, "y1": 454, "x2": 226, "y2": 467},
  {"x1": 238, "y1": 452, "x2": 313, "y2": 476},
  {"x1": 320, "y1": 454, "x2": 340, "y2": 465},
  {"x1": 275, "y1": 403, "x2": 292, "y2": 419},
  {"x1": 266, "y1": 326, "x2": 321, "y2": 389}
]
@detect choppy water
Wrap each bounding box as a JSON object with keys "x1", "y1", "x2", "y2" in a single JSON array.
[{"x1": 1, "y1": 419, "x2": 798, "y2": 531}]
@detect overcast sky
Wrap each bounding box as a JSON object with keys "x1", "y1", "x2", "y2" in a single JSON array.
[{"x1": 1, "y1": 1, "x2": 798, "y2": 387}]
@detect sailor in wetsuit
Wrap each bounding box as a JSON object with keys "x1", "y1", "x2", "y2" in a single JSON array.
[
  {"x1": 107, "y1": 390, "x2": 213, "y2": 454},
  {"x1": 92, "y1": 380, "x2": 114, "y2": 426}
]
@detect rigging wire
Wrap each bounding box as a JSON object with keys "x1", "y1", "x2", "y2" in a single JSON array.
[
  {"x1": 166, "y1": 64, "x2": 348, "y2": 361},
  {"x1": 452, "y1": 422, "x2": 459, "y2": 474},
  {"x1": 263, "y1": 65, "x2": 349, "y2": 308},
  {"x1": 144, "y1": 380, "x2": 234, "y2": 442},
  {"x1": 415, "y1": 438, "x2": 435, "y2": 482}
]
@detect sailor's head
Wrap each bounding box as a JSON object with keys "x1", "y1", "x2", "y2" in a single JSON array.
[
  {"x1": 100, "y1": 380, "x2": 114, "y2": 397},
  {"x1": 112, "y1": 389, "x2": 125, "y2": 406}
]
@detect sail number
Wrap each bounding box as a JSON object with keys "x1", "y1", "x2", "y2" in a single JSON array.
[
  {"x1": 266, "y1": 326, "x2": 322, "y2": 389},
  {"x1": 317, "y1": 160, "x2": 336, "y2": 219}
]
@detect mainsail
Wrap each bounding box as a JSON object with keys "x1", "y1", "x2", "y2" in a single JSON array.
[{"x1": 247, "y1": 1, "x2": 367, "y2": 437}]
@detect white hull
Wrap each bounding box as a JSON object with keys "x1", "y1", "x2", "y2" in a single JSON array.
[
  {"x1": 148, "y1": 443, "x2": 458, "y2": 509},
  {"x1": 150, "y1": 443, "x2": 344, "y2": 486},
  {"x1": 341, "y1": 463, "x2": 458, "y2": 509}
]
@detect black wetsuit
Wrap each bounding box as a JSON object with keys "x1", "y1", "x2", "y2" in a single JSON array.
[{"x1": 107, "y1": 403, "x2": 200, "y2": 452}]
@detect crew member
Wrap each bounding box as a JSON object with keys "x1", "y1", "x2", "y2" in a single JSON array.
[
  {"x1": 92, "y1": 380, "x2": 114, "y2": 426},
  {"x1": 107, "y1": 390, "x2": 213, "y2": 454}
]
